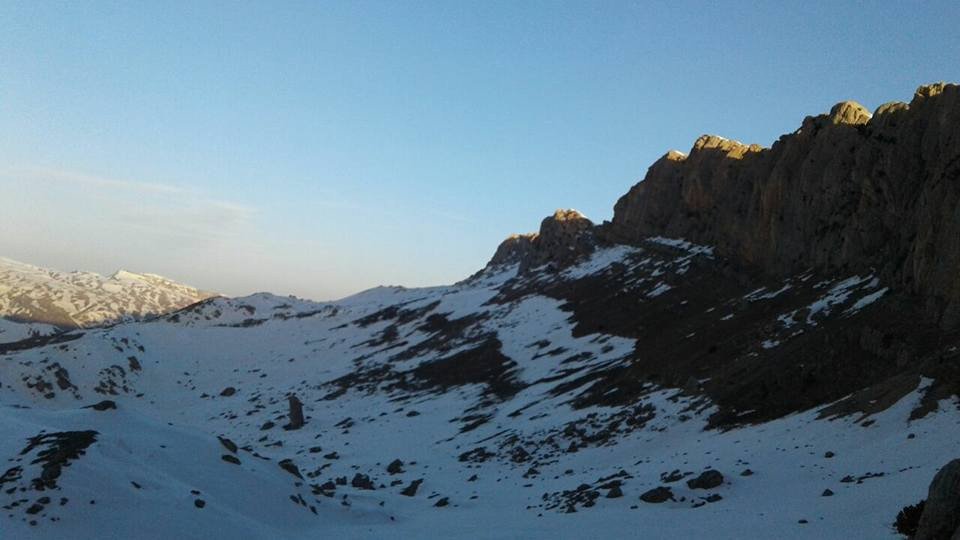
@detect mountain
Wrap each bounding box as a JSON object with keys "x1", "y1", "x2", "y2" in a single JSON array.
[
  {"x1": 1, "y1": 83, "x2": 959, "y2": 539},
  {"x1": 0, "y1": 257, "x2": 217, "y2": 331}
]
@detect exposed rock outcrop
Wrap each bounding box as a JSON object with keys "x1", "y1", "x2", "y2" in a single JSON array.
[
  {"x1": 285, "y1": 394, "x2": 304, "y2": 430},
  {"x1": 489, "y1": 209, "x2": 596, "y2": 272},
  {"x1": 607, "y1": 83, "x2": 960, "y2": 328},
  {"x1": 914, "y1": 459, "x2": 960, "y2": 540}
]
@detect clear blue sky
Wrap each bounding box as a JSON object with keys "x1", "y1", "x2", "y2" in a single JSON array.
[{"x1": 1, "y1": 1, "x2": 958, "y2": 300}]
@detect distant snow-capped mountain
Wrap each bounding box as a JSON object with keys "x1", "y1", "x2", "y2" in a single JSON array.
[{"x1": 0, "y1": 256, "x2": 216, "y2": 329}]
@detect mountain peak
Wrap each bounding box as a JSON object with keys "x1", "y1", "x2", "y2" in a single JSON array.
[
  {"x1": 0, "y1": 256, "x2": 216, "y2": 328},
  {"x1": 489, "y1": 209, "x2": 595, "y2": 270}
]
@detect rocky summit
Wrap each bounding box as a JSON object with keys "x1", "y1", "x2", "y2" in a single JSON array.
[{"x1": 2, "y1": 84, "x2": 960, "y2": 539}]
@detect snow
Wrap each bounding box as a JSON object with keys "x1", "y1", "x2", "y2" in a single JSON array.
[
  {"x1": 846, "y1": 288, "x2": 890, "y2": 315},
  {"x1": 0, "y1": 251, "x2": 952, "y2": 539},
  {"x1": 745, "y1": 284, "x2": 792, "y2": 301},
  {"x1": 647, "y1": 237, "x2": 715, "y2": 257},
  {"x1": 647, "y1": 282, "x2": 672, "y2": 297}
]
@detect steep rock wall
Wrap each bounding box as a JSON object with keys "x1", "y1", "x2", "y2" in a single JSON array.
[{"x1": 608, "y1": 83, "x2": 960, "y2": 327}]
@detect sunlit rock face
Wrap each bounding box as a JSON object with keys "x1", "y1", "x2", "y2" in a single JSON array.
[
  {"x1": 489, "y1": 209, "x2": 596, "y2": 272},
  {"x1": 609, "y1": 83, "x2": 960, "y2": 327}
]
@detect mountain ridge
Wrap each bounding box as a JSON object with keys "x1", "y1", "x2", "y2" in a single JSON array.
[{"x1": 0, "y1": 256, "x2": 217, "y2": 329}]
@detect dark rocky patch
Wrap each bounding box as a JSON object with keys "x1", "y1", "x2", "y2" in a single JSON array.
[
  {"x1": 85, "y1": 400, "x2": 117, "y2": 411},
  {"x1": 18, "y1": 430, "x2": 98, "y2": 491},
  {"x1": 278, "y1": 459, "x2": 303, "y2": 479},
  {"x1": 351, "y1": 474, "x2": 375, "y2": 490},
  {"x1": 640, "y1": 486, "x2": 673, "y2": 503},
  {"x1": 687, "y1": 470, "x2": 723, "y2": 490},
  {"x1": 400, "y1": 479, "x2": 422, "y2": 496}
]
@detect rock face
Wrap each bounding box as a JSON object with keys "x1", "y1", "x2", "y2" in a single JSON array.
[
  {"x1": 914, "y1": 459, "x2": 960, "y2": 540},
  {"x1": 489, "y1": 209, "x2": 596, "y2": 272},
  {"x1": 607, "y1": 83, "x2": 960, "y2": 328},
  {"x1": 285, "y1": 395, "x2": 304, "y2": 430}
]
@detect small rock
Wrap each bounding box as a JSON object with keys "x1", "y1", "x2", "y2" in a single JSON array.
[
  {"x1": 86, "y1": 400, "x2": 117, "y2": 411},
  {"x1": 218, "y1": 436, "x2": 238, "y2": 454},
  {"x1": 278, "y1": 459, "x2": 303, "y2": 479},
  {"x1": 434, "y1": 497, "x2": 449, "y2": 507},
  {"x1": 221, "y1": 454, "x2": 241, "y2": 466},
  {"x1": 822, "y1": 489, "x2": 834, "y2": 497},
  {"x1": 640, "y1": 486, "x2": 673, "y2": 503},
  {"x1": 400, "y1": 479, "x2": 423, "y2": 497},
  {"x1": 351, "y1": 473, "x2": 375, "y2": 490},
  {"x1": 194, "y1": 499, "x2": 206, "y2": 508},
  {"x1": 607, "y1": 486, "x2": 624, "y2": 498},
  {"x1": 220, "y1": 387, "x2": 237, "y2": 397},
  {"x1": 824, "y1": 451, "x2": 835, "y2": 458},
  {"x1": 387, "y1": 459, "x2": 405, "y2": 475},
  {"x1": 687, "y1": 470, "x2": 724, "y2": 490}
]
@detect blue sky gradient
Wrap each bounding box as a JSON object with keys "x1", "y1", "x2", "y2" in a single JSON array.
[{"x1": 1, "y1": 1, "x2": 958, "y2": 299}]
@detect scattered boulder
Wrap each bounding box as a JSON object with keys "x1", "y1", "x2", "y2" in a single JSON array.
[
  {"x1": 278, "y1": 459, "x2": 303, "y2": 479},
  {"x1": 85, "y1": 400, "x2": 117, "y2": 411},
  {"x1": 387, "y1": 459, "x2": 405, "y2": 475},
  {"x1": 217, "y1": 436, "x2": 238, "y2": 454},
  {"x1": 221, "y1": 454, "x2": 241, "y2": 466},
  {"x1": 606, "y1": 485, "x2": 623, "y2": 498},
  {"x1": 914, "y1": 459, "x2": 960, "y2": 540},
  {"x1": 640, "y1": 486, "x2": 673, "y2": 503},
  {"x1": 194, "y1": 499, "x2": 206, "y2": 509},
  {"x1": 400, "y1": 479, "x2": 423, "y2": 497},
  {"x1": 434, "y1": 497, "x2": 449, "y2": 507},
  {"x1": 319, "y1": 481, "x2": 336, "y2": 491},
  {"x1": 351, "y1": 473, "x2": 375, "y2": 490},
  {"x1": 220, "y1": 387, "x2": 236, "y2": 397},
  {"x1": 687, "y1": 470, "x2": 724, "y2": 490},
  {"x1": 822, "y1": 489, "x2": 834, "y2": 497},
  {"x1": 660, "y1": 470, "x2": 685, "y2": 483},
  {"x1": 284, "y1": 394, "x2": 304, "y2": 430}
]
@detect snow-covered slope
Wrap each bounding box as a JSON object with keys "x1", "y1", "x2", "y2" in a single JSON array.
[
  {"x1": 0, "y1": 257, "x2": 216, "y2": 329},
  {"x1": 1, "y1": 241, "x2": 957, "y2": 539},
  {"x1": 0, "y1": 318, "x2": 59, "y2": 345}
]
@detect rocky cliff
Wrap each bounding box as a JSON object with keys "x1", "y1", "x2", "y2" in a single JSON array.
[
  {"x1": 606, "y1": 83, "x2": 960, "y2": 328},
  {"x1": 489, "y1": 209, "x2": 596, "y2": 271}
]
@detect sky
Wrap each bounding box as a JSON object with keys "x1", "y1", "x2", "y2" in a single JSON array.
[{"x1": 0, "y1": 1, "x2": 958, "y2": 301}]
